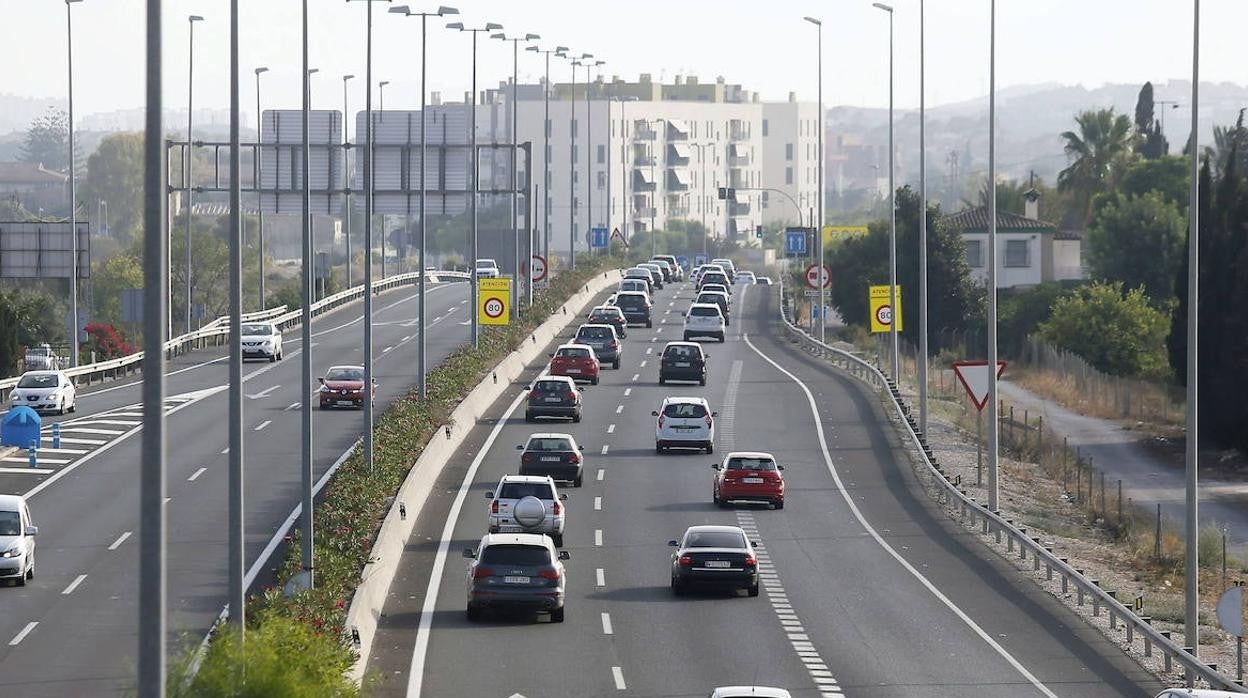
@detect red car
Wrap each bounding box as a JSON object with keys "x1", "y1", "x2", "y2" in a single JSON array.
[
  {"x1": 317, "y1": 364, "x2": 376, "y2": 410},
  {"x1": 712, "y1": 451, "x2": 785, "y2": 509},
  {"x1": 549, "y1": 344, "x2": 600, "y2": 385}
]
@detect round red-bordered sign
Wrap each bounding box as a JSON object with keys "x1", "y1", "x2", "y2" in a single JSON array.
[
  {"x1": 805, "y1": 264, "x2": 831, "y2": 289},
  {"x1": 875, "y1": 303, "x2": 892, "y2": 327},
  {"x1": 530, "y1": 255, "x2": 548, "y2": 282},
  {"x1": 483, "y1": 297, "x2": 506, "y2": 319}
]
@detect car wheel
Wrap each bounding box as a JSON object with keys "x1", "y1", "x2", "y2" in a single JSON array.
[
  {"x1": 682, "y1": 333, "x2": 690, "y2": 342},
  {"x1": 718, "y1": 334, "x2": 726, "y2": 343},
  {"x1": 68, "y1": 400, "x2": 75, "y2": 414},
  {"x1": 646, "y1": 320, "x2": 653, "y2": 328},
  {"x1": 613, "y1": 359, "x2": 621, "y2": 370},
  {"x1": 269, "y1": 353, "x2": 277, "y2": 363},
  {"x1": 57, "y1": 399, "x2": 66, "y2": 416},
  {"x1": 671, "y1": 576, "x2": 685, "y2": 596},
  {"x1": 591, "y1": 376, "x2": 599, "y2": 386},
  {"x1": 774, "y1": 499, "x2": 785, "y2": 510},
  {"x1": 572, "y1": 411, "x2": 582, "y2": 423},
  {"x1": 25, "y1": 557, "x2": 33, "y2": 580},
  {"x1": 525, "y1": 412, "x2": 535, "y2": 423},
  {"x1": 699, "y1": 376, "x2": 707, "y2": 387},
  {"x1": 551, "y1": 533, "x2": 564, "y2": 548},
  {"x1": 466, "y1": 605, "x2": 482, "y2": 622},
  {"x1": 574, "y1": 473, "x2": 583, "y2": 487},
  {"x1": 707, "y1": 443, "x2": 714, "y2": 454},
  {"x1": 725, "y1": 318, "x2": 730, "y2": 326},
  {"x1": 319, "y1": 403, "x2": 330, "y2": 410},
  {"x1": 748, "y1": 582, "x2": 760, "y2": 597},
  {"x1": 712, "y1": 490, "x2": 721, "y2": 506},
  {"x1": 550, "y1": 607, "x2": 565, "y2": 623},
  {"x1": 659, "y1": 375, "x2": 666, "y2": 385},
  {"x1": 655, "y1": 442, "x2": 664, "y2": 454}
]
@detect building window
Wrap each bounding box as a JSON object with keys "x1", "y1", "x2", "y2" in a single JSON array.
[
  {"x1": 762, "y1": 119, "x2": 769, "y2": 137},
  {"x1": 572, "y1": 119, "x2": 578, "y2": 137},
  {"x1": 785, "y1": 143, "x2": 794, "y2": 161},
  {"x1": 785, "y1": 167, "x2": 793, "y2": 185},
  {"x1": 572, "y1": 145, "x2": 578, "y2": 161},
  {"x1": 597, "y1": 171, "x2": 606, "y2": 189},
  {"x1": 1005, "y1": 239, "x2": 1031, "y2": 267},
  {"x1": 573, "y1": 170, "x2": 579, "y2": 183},
  {"x1": 545, "y1": 144, "x2": 552, "y2": 161},
  {"x1": 545, "y1": 119, "x2": 551, "y2": 137},
  {"x1": 965, "y1": 239, "x2": 984, "y2": 268},
  {"x1": 597, "y1": 144, "x2": 605, "y2": 164}
]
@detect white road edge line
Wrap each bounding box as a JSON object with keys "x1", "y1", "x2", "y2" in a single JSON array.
[
  {"x1": 107, "y1": 531, "x2": 132, "y2": 550},
  {"x1": 61, "y1": 574, "x2": 87, "y2": 595},
  {"x1": 741, "y1": 331, "x2": 1059, "y2": 698},
  {"x1": 9, "y1": 622, "x2": 37, "y2": 646},
  {"x1": 406, "y1": 390, "x2": 528, "y2": 698}
]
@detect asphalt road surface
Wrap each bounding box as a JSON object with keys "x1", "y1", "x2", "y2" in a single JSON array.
[{"x1": 366, "y1": 279, "x2": 1163, "y2": 698}]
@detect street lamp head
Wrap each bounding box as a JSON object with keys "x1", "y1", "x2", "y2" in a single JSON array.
[
  {"x1": 388, "y1": 4, "x2": 410, "y2": 14},
  {"x1": 189, "y1": 14, "x2": 204, "y2": 22},
  {"x1": 490, "y1": 32, "x2": 507, "y2": 40},
  {"x1": 344, "y1": 74, "x2": 356, "y2": 82},
  {"x1": 485, "y1": 22, "x2": 503, "y2": 31},
  {"x1": 525, "y1": 33, "x2": 541, "y2": 41},
  {"x1": 580, "y1": 52, "x2": 593, "y2": 59},
  {"x1": 255, "y1": 67, "x2": 270, "y2": 75},
  {"x1": 379, "y1": 80, "x2": 390, "y2": 87},
  {"x1": 594, "y1": 60, "x2": 606, "y2": 67},
  {"x1": 872, "y1": 2, "x2": 893, "y2": 11},
  {"x1": 446, "y1": 21, "x2": 464, "y2": 29},
  {"x1": 802, "y1": 16, "x2": 821, "y2": 26},
  {"x1": 437, "y1": 6, "x2": 459, "y2": 16},
  {"x1": 66, "y1": 0, "x2": 84, "y2": 4},
  {"x1": 526, "y1": 45, "x2": 540, "y2": 53},
  {"x1": 308, "y1": 68, "x2": 320, "y2": 75},
  {"x1": 556, "y1": 46, "x2": 569, "y2": 53}
]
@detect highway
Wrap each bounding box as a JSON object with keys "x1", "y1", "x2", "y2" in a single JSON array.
[
  {"x1": 365, "y1": 279, "x2": 1163, "y2": 697},
  {"x1": 0, "y1": 279, "x2": 470, "y2": 696}
]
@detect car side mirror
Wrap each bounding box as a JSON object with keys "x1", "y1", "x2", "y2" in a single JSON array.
[
  {"x1": 650, "y1": 410, "x2": 659, "y2": 417},
  {"x1": 778, "y1": 465, "x2": 786, "y2": 471},
  {"x1": 667, "y1": 540, "x2": 679, "y2": 547},
  {"x1": 317, "y1": 377, "x2": 325, "y2": 384},
  {"x1": 711, "y1": 411, "x2": 719, "y2": 417},
  {"x1": 515, "y1": 444, "x2": 524, "y2": 450},
  {"x1": 559, "y1": 493, "x2": 568, "y2": 501},
  {"x1": 751, "y1": 541, "x2": 759, "y2": 548},
  {"x1": 558, "y1": 550, "x2": 571, "y2": 560},
  {"x1": 24, "y1": 525, "x2": 37, "y2": 537},
  {"x1": 578, "y1": 445, "x2": 585, "y2": 451},
  {"x1": 548, "y1": 353, "x2": 555, "y2": 358},
  {"x1": 711, "y1": 464, "x2": 720, "y2": 470},
  {"x1": 484, "y1": 491, "x2": 494, "y2": 499},
  {"x1": 461, "y1": 548, "x2": 475, "y2": 559}
]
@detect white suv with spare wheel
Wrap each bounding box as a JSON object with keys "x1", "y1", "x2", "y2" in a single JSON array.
[
  {"x1": 683, "y1": 303, "x2": 726, "y2": 343},
  {"x1": 486, "y1": 474, "x2": 568, "y2": 547}
]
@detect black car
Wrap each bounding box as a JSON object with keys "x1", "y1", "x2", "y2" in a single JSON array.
[
  {"x1": 587, "y1": 305, "x2": 628, "y2": 338},
  {"x1": 525, "y1": 376, "x2": 582, "y2": 422},
  {"x1": 695, "y1": 291, "x2": 731, "y2": 325},
  {"x1": 574, "y1": 324, "x2": 622, "y2": 369},
  {"x1": 517, "y1": 433, "x2": 585, "y2": 486},
  {"x1": 464, "y1": 535, "x2": 570, "y2": 622},
  {"x1": 659, "y1": 341, "x2": 707, "y2": 386},
  {"x1": 669, "y1": 525, "x2": 759, "y2": 596},
  {"x1": 614, "y1": 291, "x2": 653, "y2": 328}
]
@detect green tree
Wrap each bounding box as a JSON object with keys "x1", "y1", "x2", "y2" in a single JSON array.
[
  {"x1": 1204, "y1": 111, "x2": 1248, "y2": 182},
  {"x1": 828, "y1": 186, "x2": 981, "y2": 350},
  {"x1": 998, "y1": 282, "x2": 1073, "y2": 358},
  {"x1": 1057, "y1": 108, "x2": 1135, "y2": 221},
  {"x1": 1118, "y1": 155, "x2": 1189, "y2": 211},
  {"x1": 1039, "y1": 282, "x2": 1170, "y2": 378},
  {"x1": 1086, "y1": 191, "x2": 1185, "y2": 303},
  {"x1": 0, "y1": 288, "x2": 65, "y2": 373},
  {"x1": 1133, "y1": 82, "x2": 1169, "y2": 160},
  {"x1": 972, "y1": 177, "x2": 1028, "y2": 215},
  {"x1": 18, "y1": 108, "x2": 71, "y2": 173},
  {"x1": 80, "y1": 133, "x2": 145, "y2": 245},
  {"x1": 91, "y1": 252, "x2": 144, "y2": 327}
]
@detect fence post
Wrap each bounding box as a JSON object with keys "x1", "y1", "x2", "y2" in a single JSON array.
[
  {"x1": 1061, "y1": 436, "x2": 1068, "y2": 492},
  {"x1": 1099, "y1": 472, "x2": 1106, "y2": 521},
  {"x1": 1155, "y1": 503, "x2": 1163, "y2": 560},
  {"x1": 1117, "y1": 480, "x2": 1123, "y2": 524}
]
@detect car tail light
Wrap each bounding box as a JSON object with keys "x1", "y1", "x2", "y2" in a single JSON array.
[
  {"x1": 704, "y1": 415, "x2": 713, "y2": 427},
  {"x1": 679, "y1": 554, "x2": 694, "y2": 566},
  {"x1": 522, "y1": 453, "x2": 534, "y2": 463},
  {"x1": 743, "y1": 554, "x2": 757, "y2": 568},
  {"x1": 565, "y1": 391, "x2": 577, "y2": 401},
  {"x1": 472, "y1": 567, "x2": 494, "y2": 579},
  {"x1": 657, "y1": 415, "x2": 666, "y2": 428},
  {"x1": 491, "y1": 500, "x2": 499, "y2": 514},
  {"x1": 568, "y1": 452, "x2": 581, "y2": 464},
  {"x1": 538, "y1": 568, "x2": 561, "y2": 580},
  {"x1": 552, "y1": 500, "x2": 562, "y2": 515}
]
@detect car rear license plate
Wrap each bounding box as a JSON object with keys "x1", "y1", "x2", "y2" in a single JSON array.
[
  {"x1": 498, "y1": 524, "x2": 522, "y2": 533},
  {"x1": 705, "y1": 560, "x2": 731, "y2": 568},
  {"x1": 337, "y1": 400, "x2": 354, "y2": 406},
  {"x1": 503, "y1": 576, "x2": 530, "y2": 584},
  {"x1": 743, "y1": 477, "x2": 764, "y2": 484},
  {"x1": 541, "y1": 456, "x2": 560, "y2": 462},
  {"x1": 566, "y1": 369, "x2": 581, "y2": 373},
  {"x1": 675, "y1": 361, "x2": 690, "y2": 367},
  {"x1": 544, "y1": 397, "x2": 562, "y2": 402}
]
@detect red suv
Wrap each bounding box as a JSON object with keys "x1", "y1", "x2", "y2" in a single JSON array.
[
  {"x1": 549, "y1": 344, "x2": 600, "y2": 385},
  {"x1": 712, "y1": 451, "x2": 786, "y2": 509}
]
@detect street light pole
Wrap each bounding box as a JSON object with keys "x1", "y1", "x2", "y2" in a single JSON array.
[
  {"x1": 255, "y1": 66, "x2": 269, "y2": 310},
  {"x1": 227, "y1": 0, "x2": 244, "y2": 629},
  {"x1": 873, "y1": 2, "x2": 898, "y2": 383},
  {"x1": 66, "y1": 0, "x2": 83, "y2": 367},
  {"x1": 803, "y1": 15, "x2": 823, "y2": 343},
  {"x1": 918, "y1": 0, "x2": 929, "y2": 439},
  {"x1": 586, "y1": 58, "x2": 604, "y2": 259},
  {"x1": 378, "y1": 79, "x2": 390, "y2": 278},
  {"x1": 492, "y1": 32, "x2": 539, "y2": 318},
  {"x1": 529, "y1": 46, "x2": 568, "y2": 271},
  {"x1": 986, "y1": 0, "x2": 1001, "y2": 514},
  {"x1": 1184, "y1": 0, "x2": 1201, "y2": 664},
  {"x1": 185, "y1": 14, "x2": 203, "y2": 335},
  {"x1": 343, "y1": 74, "x2": 355, "y2": 288}
]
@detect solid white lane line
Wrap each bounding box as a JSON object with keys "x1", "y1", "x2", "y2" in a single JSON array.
[
  {"x1": 61, "y1": 574, "x2": 87, "y2": 595},
  {"x1": 36, "y1": 447, "x2": 87, "y2": 455},
  {"x1": 615, "y1": 405, "x2": 623, "y2": 414},
  {"x1": 55, "y1": 427, "x2": 123, "y2": 436},
  {"x1": 607, "y1": 424, "x2": 615, "y2": 434},
  {"x1": 9, "y1": 622, "x2": 37, "y2": 646},
  {"x1": 612, "y1": 666, "x2": 626, "y2": 690},
  {"x1": 594, "y1": 496, "x2": 602, "y2": 511},
  {"x1": 108, "y1": 531, "x2": 132, "y2": 550},
  {"x1": 596, "y1": 568, "x2": 605, "y2": 587},
  {"x1": 254, "y1": 420, "x2": 272, "y2": 431},
  {"x1": 601, "y1": 612, "x2": 613, "y2": 635},
  {"x1": 742, "y1": 332, "x2": 1059, "y2": 698},
  {"x1": 596, "y1": 468, "x2": 604, "y2": 481},
  {"x1": 53, "y1": 437, "x2": 105, "y2": 445},
  {"x1": 73, "y1": 419, "x2": 140, "y2": 427},
  {"x1": 188, "y1": 467, "x2": 207, "y2": 482}
]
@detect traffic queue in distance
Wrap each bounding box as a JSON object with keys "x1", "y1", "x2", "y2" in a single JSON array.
[{"x1": 461, "y1": 253, "x2": 786, "y2": 627}]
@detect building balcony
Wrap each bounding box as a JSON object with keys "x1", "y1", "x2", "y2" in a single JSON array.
[
  {"x1": 633, "y1": 154, "x2": 657, "y2": 166},
  {"x1": 634, "y1": 127, "x2": 658, "y2": 141},
  {"x1": 667, "y1": 205, "x2": 691, "y2": 218},
  {"x1": 729, "y1": 201, "x2": 751, "y2": 216}
]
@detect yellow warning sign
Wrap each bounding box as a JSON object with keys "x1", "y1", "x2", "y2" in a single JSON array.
[
  {"x1": 869, "y1": 285, "x2": 903, "y2": 333},
  {"x1": 478, "y1": 278, "x2": 511, "y2": 326}
]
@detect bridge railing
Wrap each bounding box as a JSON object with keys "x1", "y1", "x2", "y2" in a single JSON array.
[{"x1": 775, "y1": 283, "x2": 1244, "y2": 693}]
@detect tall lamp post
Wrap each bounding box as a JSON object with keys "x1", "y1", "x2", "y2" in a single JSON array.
[
  {"x1": 343, "y1": 73, "x2": 355, "y2": 288},
  {"x1": 185, "y1": 14, "x2": 204, "y2": 335},
  {"x1": 378, "y1": 79, "x2": 390, "y2": 278},
  {"x1": 448, "y1": 19, "x2": 504, "y2": 347},
  {"x1": 803, "y1": 15, "x2": 823, "y2": 342},
  {"x1": 917, "y1": 0, "x2": 930, "y2": 439},
  {"x1": 691, "y1": 142, "x2": 711, "y2": 257},
  {"x1": 255, "y1": 66, "x2": 269, "y2": 309},
  {"x1": 586, "y1": 59, "x2": 605, "y2": 257},
  {"x1": 66, "y1": 0, "x2": 83, "y2": 367},
  {"x1": 872, "y1": 2, "x2": 898, "y2": 382},
  {"x1": 492, "y1": 31, "x2": 539, "y2": 318},
  {"x1": 227, "y1": 0, "x2": 244, "y2": 630},
  {"x1": 527, "y1": 45, "x2": 569, "y2": 269},
  {"x1": 390, "y1": 5, "x2": 458, "y2": 398},
  {"x1": 986, "y1": 0, "x2": 1001, "y2": 515},
  {"x1": 565, "y1": 51, "x2": 592, "y2": 270},
  {"x1": 1184, "y1": 0, "x2": 1201, "y2": 664}
]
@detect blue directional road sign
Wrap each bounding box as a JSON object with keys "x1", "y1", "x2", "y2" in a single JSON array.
[
  {"x1": 675, "y1": 255, "x2": 689, "y2": 270},
  {"x1": 785, "y1": 229, "x2": 808, "y2": 255},
  {"x1": 590, "y1": 226, "x2": 609, "y2": 249}
]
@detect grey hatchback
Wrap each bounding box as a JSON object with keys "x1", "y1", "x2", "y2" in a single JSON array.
[
  {"x1": 464, "y1": 533, "x2": 570, "y2": 622},
  {"x1": 574, "y1": 323, "x2": 622, "y2": 369}
]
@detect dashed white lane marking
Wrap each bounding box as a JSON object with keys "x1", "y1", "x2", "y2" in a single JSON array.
[
  {"x1": 601, "y1": 612, "x2": 614, "y2": 635},
  {"x1": 188, "y1": 467, "x2": 207, "y2": 482},
  {"x1": 615, "y1": 405, "x2": 623, "y2": 414},
  {"x1": 61, "y1": 574, "x2": 87, "y2": 595},
  {"x1": 9, "y1": 622, "x2": 37, "y2": 646},
  {"x1": 600, "y1": 445, "x2": 609, "y2": 455},
  {"x1": 649, "y1": 337, "x2": 657, "y2": 343},
  {"x1": 108, "y1": 531, "x2": 132, "y2": 550},
  {"x1": 656, "y1": 327, "x2": 663, "y2": 333},
  {"x1": 607, "y1": 424, "x2": 615, "y2": 434},
  {"x1": 285, "y1": 402, "x2": 300, "y2": 411},
  {"x1": 639, "y1": 360, "x2": 647, "y2": 368},
  {"x1": 612, "y1": 666, "x2": 626, "y2": 690},
  {"x1": 596, "y1": 568, "x2": 606, "y2": 587},
  {"x1": 254, "y1": 420, "x2": 272, "y2": 431},
  {"x1": 645, "y1": 347, "x2": 653, "y2": 355},
  {"x1": 668, "y1": 300, "x2": 675, "y2": 306},
  {"x1": 383, "y1": 346, "x2": 393, "y2": 353},
  {"x1": 594, "y1": 529, "x2": 603, "y2": 546},
  {"x1": 623, "y1": 388, "x2": 632, "y2": 397},
  {"x1": 631, "y1": 374, "x2": 639, "y2": 382},
  {"x1": 593, "y1": 496, "x2": 602, "y2": 511},
  {"x1": 742, "y1": 332, "x2": 1057, "y2": 698},
  {"x1": 221, "y1": 447, "x2": 229, "y2": 454},
  {"x1": 596, "y1": 468, "x2": 605, "y2": 481}
]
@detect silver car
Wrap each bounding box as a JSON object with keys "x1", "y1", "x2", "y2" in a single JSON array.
[
  {"x1": 240, "y1": 321, "x2": 283, "y2": 362},
  {"x1": 0, "y1": 495, "x2": 37, "y2": 586}
]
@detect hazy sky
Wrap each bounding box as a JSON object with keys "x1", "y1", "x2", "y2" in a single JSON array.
[{"x1": 1, "y1": 0, "x2": 1240, "y2": 124}]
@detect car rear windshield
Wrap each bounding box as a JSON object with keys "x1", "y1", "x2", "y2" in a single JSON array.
[
  {"x1": 592, "y1": 307, "x2": 622, "y2": 316},
  {"x1": 532, "y1": 381, "x2": 570, "y2": 393},
  {"x1": 684, "y1": 531, "x2": 746, "y2": 548},
  {"x1": 498, "y1": 482, "x2": 556, "y2": 500},
  {"x1": 689, "y1": 306, "x2": 720, "y2": 317},
  {"x1": 526, "y1": 438, "x2": 573, "y2": 452},
  {"x1": 662, "y1": 403, "x2": 708, "y2": 418},
  {"x1": 664, "y1": 345, "x2": 698, "y2": 360},
  {"x1": 616, "y1": 296, "x2": 646, "y2": 308},
  {"x1": 326, "y1": 367, "x2": 363, "y2": 381},
  {"x1": 697, "y1": 295, "x2": 723, "y2": 305},
  {"x1": 479, "y1": 544, "x2": 550, "y2": 566},
  {"x1": 241, "y1": 324, "x2": 273, "y2": 336},
  {"x1": 726, "y1": 457, "x2": 777, "y2": 471},
  {"x1": 577, "y1": 327, "x2": 613, "y2": 339},
  {"x1": 17, "y1": 374, "x2": 57, "y2": 388},
  {"x1": 557, "y1": 348, "x2": 592, "y2": 358},
  {"x1": 0, "y1": 511, "x2": 20, "y2": 536}
]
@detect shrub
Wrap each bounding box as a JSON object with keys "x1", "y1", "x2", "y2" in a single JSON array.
[{"x1": 1037, "y1": 281, "x2": 1171, "y2": 379}]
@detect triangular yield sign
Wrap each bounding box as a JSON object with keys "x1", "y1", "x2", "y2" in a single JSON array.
[{"x1": 951, "y1": 360, "x2": 1007, "y2": 412}]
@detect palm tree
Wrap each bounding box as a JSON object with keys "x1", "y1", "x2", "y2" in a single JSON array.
[
  {"x1": 1204, "y1": 109, "x2": 1247, "y2": 181},
  {"x1": 1057, "y1": 108, "x2": 1134, "y2": 222}
]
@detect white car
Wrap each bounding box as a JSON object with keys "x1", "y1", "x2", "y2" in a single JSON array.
[
  {"x1": 9, "y1": 371, "x2": 76, "y2": 415},
  {"x1": 683, "y1": 303, "x2": 727, "y2": 343},
  {"x1": 710, "y1": 688, "x2": 791, "y2": 698},
  {"x1": 475, "y1": 258, "x2": 501, "y2": 278},
  {"x1": 735, "y1": 271, "x2": 756, "y2": 285},
  {"x1": 618, "y1": 278, "x2": 650, "y2": 296},
  {"x1": 0, "y1": 494, "x2": 37, "y2": 587},
  {"x1": 653, "y1": 396, "x2": 716, "y2": 454},
  {"x1": 485, "y1": 474, "x2": 568, "y2": 547},
  {"x1": 240, "y1": 321, "x2": 283, "y2": 362},
  {"x1": 711, "y1": 257, "x2": 737, "y2": 276}
]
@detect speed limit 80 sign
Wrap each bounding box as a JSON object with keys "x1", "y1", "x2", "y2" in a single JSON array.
[{"x1": 478, "y1": 278, "x2": 512, "y2": 326}]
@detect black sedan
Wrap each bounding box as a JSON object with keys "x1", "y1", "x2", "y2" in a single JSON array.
[{"x1": 669, "y1": 525, "x2": 759, "y2": 596}]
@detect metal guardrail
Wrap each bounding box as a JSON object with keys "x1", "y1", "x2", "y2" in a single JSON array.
[
  {"x1": 775, "y1": 284, "x2": 1245, "y2": 692},
  {"x1": 0, "y1": 271, "x2": 471, "y2": 393}
]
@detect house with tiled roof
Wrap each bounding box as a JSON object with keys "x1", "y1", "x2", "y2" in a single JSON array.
[
  {"x1": 942, "y1": 190, "x2": 1084, "y2": 289},
  {"x1": 0, "y1": 161, "x2": 68, "y2": 212}
]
